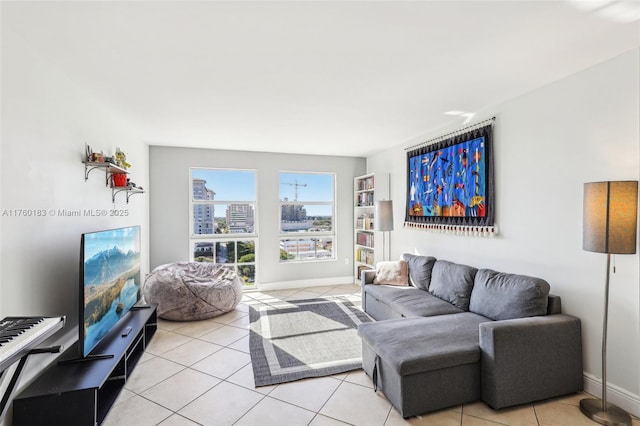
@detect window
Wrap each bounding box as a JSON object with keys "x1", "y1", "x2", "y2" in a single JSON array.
[
  {"x1": 279, "y1": 172, "x2": 335, "y2": 262},
  {"x1": 190, "y1": 168, "x2": 257, "y2": 286},
  {"x1": 192, "y1": 240, "x2": 256, "y2": 285}
]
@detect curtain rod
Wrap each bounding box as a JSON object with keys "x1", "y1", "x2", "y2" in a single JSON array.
[{"x1": 405, "y1": 116, "x2": 496, "y2": 152}]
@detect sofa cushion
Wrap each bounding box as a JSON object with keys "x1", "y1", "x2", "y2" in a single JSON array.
[
  {"x1": 365, "y1": 285, "x2": 464, "y2": 318},
  {"x1": 469, "y1": 269, "x2": 550, "y2": 320},
  {"x1": 400, "y1": 253, "x2": 437, "y2": 290},
  {"x1": 373, "y1": 260, "x2": 409, "y2": 286},
  {"x1": 428, "y1": 260, "x2": 477, "y2": 310},
  {"x1": 358, "y1": 313, "x2": 490, "y2": 375}
]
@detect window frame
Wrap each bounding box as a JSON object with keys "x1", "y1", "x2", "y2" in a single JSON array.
[
  {"x1": 189, "y1": 167, "x2": 258, "y2": 287},
  {"x1": 190, "y1": 167, "x2": 258, "y2": 238},
  {"x1": 191, "y1": 238, "x2": 258, "y2": 286},
  {"x1": 278, "y1": 171, "x2": 336, "y2": 263}
]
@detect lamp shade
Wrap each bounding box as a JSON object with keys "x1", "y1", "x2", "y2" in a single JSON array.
[
  {"x1": 583, "y1": 181, "x2": 638, "y2": 254},
  {"x1": 375, "y1": 200, "x2": 394, "y2": 232}
]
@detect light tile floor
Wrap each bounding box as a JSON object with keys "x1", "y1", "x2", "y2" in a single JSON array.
[{"x1": 104, "y1": 283, "x2": 640, "y2": 426}]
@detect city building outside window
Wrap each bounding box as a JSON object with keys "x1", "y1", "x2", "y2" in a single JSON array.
[
  {"x1": 190, "y1": 168, "x2": 257, "y2": 287},
  {"x1": 279, "y1": 172, "x2": 335, "y2": 262}
]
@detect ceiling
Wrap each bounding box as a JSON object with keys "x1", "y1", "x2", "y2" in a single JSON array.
[{"x1": 2, "y1": 1, "x2": 639, "y2": 157}]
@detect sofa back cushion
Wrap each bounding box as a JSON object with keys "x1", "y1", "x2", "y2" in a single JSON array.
[
  {"x1": 469, "y1": 269, "x2": 550, "y2": 320},
  {"x1": 428, "y1": 260, "x2": 477, "y2": 310},
  {"x1": 400, "y1": 253, "x2": 437, "y2": 291}
]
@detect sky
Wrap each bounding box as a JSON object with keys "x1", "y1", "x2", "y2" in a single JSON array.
[
  {"x1": 192, "y1": 168, "x2": 257, "y2": 201},
  {"x1": 279, "y1": 172, "x2": 334, "y2": 202},
  {"x1": 191, "y1": 169, "x2": 334, "y2": 216}
]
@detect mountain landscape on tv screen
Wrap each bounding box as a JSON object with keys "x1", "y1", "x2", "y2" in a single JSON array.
[
  {"x1": 83, "y1": 244, "x2": 141, "y2": 354},
  {"x1": 84, "y1": 245, "x2": 140, "y2": 286}
]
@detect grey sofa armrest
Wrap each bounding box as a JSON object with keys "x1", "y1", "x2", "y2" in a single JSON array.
[
  {"x1": 361, "y1": 269, "x2": 376, "y2": 285},
  {"x1": 479, "y1": 314, "x2": 583, "y2": 409},
  {"x1": 360, "y1": 269, "x2": 376, "y2": 311},
  {"x1": 547, "y1": 294, "x2": 562, "y2": 314}
]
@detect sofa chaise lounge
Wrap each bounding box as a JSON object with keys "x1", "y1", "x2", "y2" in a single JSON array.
[{"x1": 357, "y1": 254, "x2": 583, "y2": 418}]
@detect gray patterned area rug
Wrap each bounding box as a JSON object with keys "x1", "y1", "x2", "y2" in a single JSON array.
[{"x1": 249, "y1": 297, "x2": 373, "y2": 386}]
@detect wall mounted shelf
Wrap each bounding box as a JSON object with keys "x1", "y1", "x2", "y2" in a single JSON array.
[
  {"x1": 111, "y1": 186, "x2": 145, "y2": 203},
  {"x1": 83, "y1": 158, "x2": 144, "y2": 203},
  {"x1": 83, "y1": 161, "x2": 129, "y2": 186}
]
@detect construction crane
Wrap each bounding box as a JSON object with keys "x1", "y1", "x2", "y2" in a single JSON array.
[{"x1": 281, "y1": 179, "x2": 307, "y2": 201}]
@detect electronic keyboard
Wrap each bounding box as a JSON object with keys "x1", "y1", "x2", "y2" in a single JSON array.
[{"x1": 0, "y1": 316, "x2": 65, "y2": 373}]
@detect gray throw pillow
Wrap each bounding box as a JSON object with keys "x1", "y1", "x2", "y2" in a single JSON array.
[
  {"x1": 469, "y1": 269, "x2": 550, "y2": 321},
  {"x1": 428, "y1": 260, "x2": 477, "y2": 310},
  {"x1": 400, "y1": 253, "x2": 437, "y2": 291}
]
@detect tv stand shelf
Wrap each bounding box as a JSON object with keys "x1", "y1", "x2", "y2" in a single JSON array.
[{"x1": 13, "y1": 305, "x2": 157, "y2": 426}]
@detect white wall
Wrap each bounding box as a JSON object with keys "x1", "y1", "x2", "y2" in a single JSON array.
[
  {"x1": 367, "y1": 48, "x2": 640, "y2": 415},
  {"x1": 0, "y1": 27, "x2": 149, "y2": 423},
  {"x1": 149, "y1": 146, "x2": 365, "y2": 287}
]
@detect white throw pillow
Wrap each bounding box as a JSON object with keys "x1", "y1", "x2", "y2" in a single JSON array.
[{"x1": 373, "y1": 260, "x2": 409, "y2": 286}]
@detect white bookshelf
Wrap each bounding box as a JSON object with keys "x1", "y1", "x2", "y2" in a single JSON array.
[{"x1": 353, "y1": 172, "x2": 389, "y2": 283}]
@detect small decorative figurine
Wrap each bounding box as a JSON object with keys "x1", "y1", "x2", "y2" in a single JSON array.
[{"x1": 114, "y1": 148, "x2": 131, "y2": 169}]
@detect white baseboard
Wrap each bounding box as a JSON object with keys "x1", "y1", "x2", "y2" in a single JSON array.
[
  {"x1": 583, "y1": 373, "x2": 640, "y2": 418},
  {"x1": 257, "y1": 276, "x2": 355, "y2": 292}
]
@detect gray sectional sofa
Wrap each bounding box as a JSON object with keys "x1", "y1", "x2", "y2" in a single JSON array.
[{"x1": 358, "y1": 253, "x2": 583, "y2": 418}]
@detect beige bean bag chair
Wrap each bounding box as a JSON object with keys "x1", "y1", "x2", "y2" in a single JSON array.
[{"x1": 143, "y1": 261, "x2": 243, "y2": 320}]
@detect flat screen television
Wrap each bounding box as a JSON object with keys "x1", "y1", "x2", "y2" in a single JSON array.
[{"x1": 80, "y1": 225, "x2": 141, "y2": 357}]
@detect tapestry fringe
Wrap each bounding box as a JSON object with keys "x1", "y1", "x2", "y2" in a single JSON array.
[{"x1": 403, "y1": 221, "x2": 498, "y2": 237}]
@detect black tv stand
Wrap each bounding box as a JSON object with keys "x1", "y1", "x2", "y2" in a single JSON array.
[{"x1": 13, "y1": 304, "x2": 157, "y2": 426}]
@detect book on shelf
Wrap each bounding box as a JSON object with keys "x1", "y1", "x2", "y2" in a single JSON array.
[
  {"x1": 356, "y1": 176, "x2": 375, "y2": 191},
  {"x1": 356, "y1": 214, "x2": 375, "y2": 230},
  {"x1": 355, "y1": 247, "x2": 374, "y2": 265},
  {"x1": 357, "y1": 192, "x2": 375, "y2": 207},
  {"x1": 366, "y1": 251, "x2": 374, "y2": 265},
  {"x1": 356, "y1": 231, "x2": 374, "y2": 248},
  {"x1": 365, "y1": 216, "x2": 374, "y2": 230}
]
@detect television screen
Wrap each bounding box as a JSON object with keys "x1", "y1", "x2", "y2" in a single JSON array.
[{"x1": 81, "y1": 225, "x2": 141, "y2": 357}]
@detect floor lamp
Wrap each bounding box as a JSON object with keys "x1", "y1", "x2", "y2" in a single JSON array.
[
  {"x1": 581, "y1": 181, "x2": 638, "y2": 426},
  {"x1": 375, "y1": 200, "x2": 393, "y2": 261}
]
